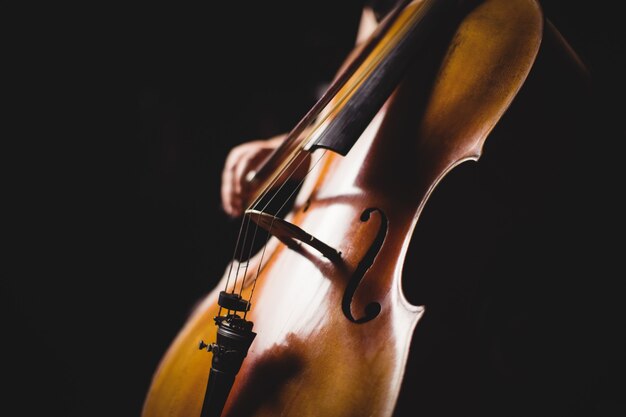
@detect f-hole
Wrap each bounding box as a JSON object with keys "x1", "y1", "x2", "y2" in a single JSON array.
[{"x1": 342, "y1": 207, "x2": 388, "y2": 323}]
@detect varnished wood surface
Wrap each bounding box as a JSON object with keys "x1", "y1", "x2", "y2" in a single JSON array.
[{"x1": 142, "y1": 1, "x2": 545, "y2": 416}]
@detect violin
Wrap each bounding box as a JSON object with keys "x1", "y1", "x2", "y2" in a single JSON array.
[{"x1": 142, "y1": 0, "x2": 592, "y2": 415}]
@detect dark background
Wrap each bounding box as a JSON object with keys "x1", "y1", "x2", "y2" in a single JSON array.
[{"x1": 5, "y1": 1, "x2": 624, "y2": 416}]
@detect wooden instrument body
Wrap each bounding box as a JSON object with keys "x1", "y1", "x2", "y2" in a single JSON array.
[{"x1": 141, "y1": 0, "x2": 591, "y2": 415}]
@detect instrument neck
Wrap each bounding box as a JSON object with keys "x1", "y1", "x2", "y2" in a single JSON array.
[{"x1": 245, "y1": 0, "x2": 459, "y2": 211}]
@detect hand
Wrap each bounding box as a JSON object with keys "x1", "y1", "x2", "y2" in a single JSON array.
[{"x1": 221, "y1": 134, "x2": 286, "y2": 217}]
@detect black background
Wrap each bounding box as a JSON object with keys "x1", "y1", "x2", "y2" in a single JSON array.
[{"x1": 5, "y1": 1, "x2": 624, "y2": 416}]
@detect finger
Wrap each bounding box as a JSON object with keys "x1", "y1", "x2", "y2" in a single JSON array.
[
  {"x1": 222, "y1": 152, "x2": 246, "y2": 213},
  {"x1": 234, "y1": 153, "x2": 253, "y2": 197},
  {"x1": 231, "y1": 152, "x2": 254, "y2": 216},
  {"x1": 222, "y1": 146, "x2": 254, "y2": 216}
]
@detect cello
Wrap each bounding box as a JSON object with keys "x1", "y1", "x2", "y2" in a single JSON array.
[{"x1": 142, "y1": 0, "x2": 592, "y2": 415}]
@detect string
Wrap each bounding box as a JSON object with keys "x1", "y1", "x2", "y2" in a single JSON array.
[
  {"x1": 223, "y1": 145, "x2": 312, "y2": 298},
  {"x1": 231, "y1": 212, "x2": 254, "y2": 294},
  {"x1": 221, "y1": 211, "x2": 248, "y2": 317},
  {"x1": 225, "y1": 125, "x2": 327, "y2": 298},
  {"x1": 244, "y1": 149, "x2": 328, "y2": 318},
  {"x1": 235, "y1": 149, "x2": 318, "y2": 296}
]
